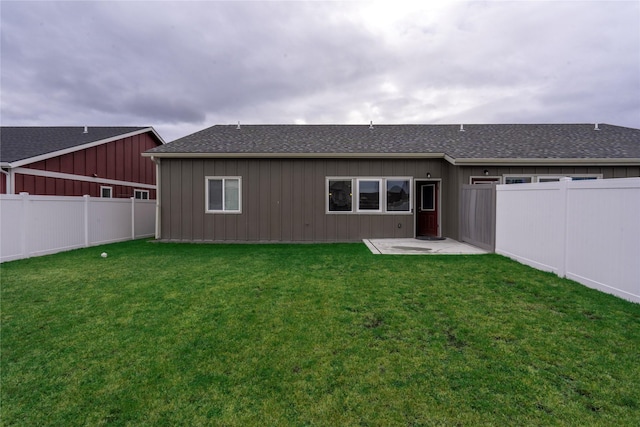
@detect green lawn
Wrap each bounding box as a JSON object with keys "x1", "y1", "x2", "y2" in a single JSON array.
[{"x1": 1, "y1": 240, "x2": 639, "y2": 426}]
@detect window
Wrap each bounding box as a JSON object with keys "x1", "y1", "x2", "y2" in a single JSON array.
[
  {"x1": 206, "y1": 177, "x2": 241, "y2": 213},
  {"x1": 357, "y1": 179, "x2": 381, "y2": 211},
  {"x1": 134, "y1": 189, "x2": 149, "y2": 199},
  {"x1": 470, "y1": 177, "x2": 501, "y2": 184},
  {"x1": 386, "y1": 179, "x2": 410, "y2": 211},
  {"x1": 536, "y1": 174, "x2": 601, "y2": 183},
  {"x1": 328, "y1": 179, "x2": 353, "y2": 212},
  {"x1": 101, "y1": 186, "x2": 113, "y2": 198},
  {"x1": 504, "y1": 176, "x2": 533, "y2": 184},
  {"x1": 538, "y1": 176, "x2": 562, "y2": 183},
  {"x1": 327, "y1": 177, "x2": 412, "y2": 214},
  {"x1": 421, "y1": 184, "x2": 435, "y2": 211}
]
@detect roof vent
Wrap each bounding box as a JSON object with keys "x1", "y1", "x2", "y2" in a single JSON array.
[
  {"x1": 369, "y1": 120, "x2": 374, "y2": 129},
  {"x1": 83, "y1": 126, "x2": 88, "y2": 134},
  {"x1": 459, "y1": 124, "x2": 465, "y2": 132},
  {"x1": 594, "y1": 123, "x2": 600, "y2": 131},
  {"x1": 236, "y1": 121, "x2": 241, "y2": 130}
]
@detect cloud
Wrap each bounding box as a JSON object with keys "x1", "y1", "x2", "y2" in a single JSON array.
[{"x1": 1, "y1": 1, "x2": 638, "y2": 141}]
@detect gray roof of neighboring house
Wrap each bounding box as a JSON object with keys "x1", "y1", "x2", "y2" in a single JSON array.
[
  {"x1": 0, "y1": 126, "x2": 162, "y2": 164},
  {"x1": 146, "y1": 123, "x2": 640, "y2": 161}
]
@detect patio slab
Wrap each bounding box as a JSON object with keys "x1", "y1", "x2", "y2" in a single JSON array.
[{"x1": 363, "y1": 238, "x2": 488, "y2": 255}]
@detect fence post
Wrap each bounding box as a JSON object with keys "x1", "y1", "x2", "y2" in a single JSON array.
[
  {"x1": 131, "y1": 197, "x2": 136, "y2": 240},
  {"x1": 558, "y1": 178, "x2": 571, "y2": 277},
  {"x1": 20, "y1": 192, "x2": 29, "y2": 259},
  {"x1": 83, "y1": 195, "x2": 90, "y2": 247}
]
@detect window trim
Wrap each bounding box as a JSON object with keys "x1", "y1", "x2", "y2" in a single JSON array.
[
  {"x1": 385, "y1": 177, "x2": 412, "y2": 213},
  {"x1": 205, "y1": 176, "x2": 242, "y2": 214},
  {"x1": 420, "y1": 183, "x2": 436, "y2": 211},
  {"x1": 327, "y1": 177, "x2": 354, "y2": 213},
  {"x1": 134, "y1": 189, "x2": 149, "y2": 200},
  {"x1": 503, "y1": 175, "x2": 534, "y2": 184},
  {"x1": 356, "y1": 178, "x2": 383, "y2": 213},
  {"x1": 469, "y1": 176, "x2": 502, "y2": 184},
  {"x1": 100, "y1": 186, "x2": 113, "y2": 198},
  {"x1": 326, "y1": 177, "x2": 413, "y2": 215}
]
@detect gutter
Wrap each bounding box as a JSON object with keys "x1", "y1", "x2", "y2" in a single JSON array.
[
  {"x1": 149, "y1": 156, "x2": 162, "y2": 240},
  {"x1": 447, "y1": 157, "x2": 640, "y2": 166},
  {"x1": 142, "y1": 151, "x2": 640, "y2": 166},
  {"x1": 141, "y1": 152, "x2": 448, "y2": 159}
]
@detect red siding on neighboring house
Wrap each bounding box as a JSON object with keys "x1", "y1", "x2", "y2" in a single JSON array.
[
  {"x1": 0, "y1": 173, "x2": 6, "y2": 193},
  {"x1": 11, "y1": 132, "x2": 160, "y2": 198}
]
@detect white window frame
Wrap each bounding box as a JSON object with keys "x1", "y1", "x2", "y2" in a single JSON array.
[
  {"x1": 100, "y1": 186, "x2": 113, "y2": 198},
  {"x1": 469, "y1": 176, "x2": 502, "y2": 184},
  {"x1": 535, "y1": 174, "x2": 602, "y2": 183},
  {"x1": 205, "y1": 176, "x2": 242, "y2": 214},
  {"x1": 357, "y1": 178, "x2": 383, "y2": 213},
  {"x1": 327, "y1": 177, "x2": 354, "y2": 213},
  {"x1": 385, "y1": 177, "x2": 412, "y2": 213},
  {"x1": 134, "y1": 189, "x2": 149, "y2": 200},
  {"x1": 420, "y1": 183, "x2": 436, "y2": 212},
  {"x1": 326, "y1": 177, "x2": 413, "y2": 215},
  {"x1": 503, "y1": 175, "x2": 534, "y2": 184}
]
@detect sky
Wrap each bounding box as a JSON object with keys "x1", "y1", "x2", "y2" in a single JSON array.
[{"x1": 1, "y1": 1, "x2": 639, "y2": 142}]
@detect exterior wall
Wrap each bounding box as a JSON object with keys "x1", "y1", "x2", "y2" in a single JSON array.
[
  {"x1": 460, "y1": 165, "x2": 640, "y2": 184},
  {"x1": 159, "y1": 158, "x2": 451, "y2": 242},
  {"x1": 11, "y1": 132, "x2": 159, "y2": 198},
  {"x1": 451, "y1": 165, "x2": 640, "y2": 241},
  {"x1": 158, "y1": 159, "x2": 640, "y2": 243},
  {"x1": 0, "y1": 173, "x2": 5, "y2": 193}
]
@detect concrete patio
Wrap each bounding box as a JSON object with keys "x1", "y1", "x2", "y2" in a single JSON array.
[{"x1": 363, "y1": 238, "x2": 488, "y2": 255}]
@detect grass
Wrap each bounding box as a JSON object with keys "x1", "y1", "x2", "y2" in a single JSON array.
[{"x1": 1, "y1": 240, "x2": 639, "y2": 426}]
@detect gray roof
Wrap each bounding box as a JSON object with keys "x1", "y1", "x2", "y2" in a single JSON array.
[
  {"x1": 146, "y1": 123, "x2": 640, "y2": 161},
  {"x1": 1, "y1": 126, "x2": 160, "y2": 164}
]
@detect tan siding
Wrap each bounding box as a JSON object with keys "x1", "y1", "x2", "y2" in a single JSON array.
[{"x1": 158, "y1": 158, "x2": 640, "y2": 242}]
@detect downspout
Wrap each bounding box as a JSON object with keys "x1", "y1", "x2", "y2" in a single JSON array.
[{"x1": 151, "y1": 156, "x2": 161, "y2": 240}]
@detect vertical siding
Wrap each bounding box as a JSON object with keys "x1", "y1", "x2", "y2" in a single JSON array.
[
  {"x1": 13, "y1": 133, "x2": 160, "y2": 197},
  {"x1": 161, "y1": 158, "x2": 445, "y2": 242},
  {"x1": 159, "y1": 159, "x2": 640, "y2": 242}
]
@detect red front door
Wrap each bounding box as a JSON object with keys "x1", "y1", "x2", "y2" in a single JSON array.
[{"x1": 416, "y1": 181, "x2": 439, "y2": 237}]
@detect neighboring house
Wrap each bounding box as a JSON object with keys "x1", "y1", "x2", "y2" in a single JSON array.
[
  {"x1": 1, "y1": 127, "x2": 165, "y2": 198},
  {"x1": 143, "y1": 123, "x2": 640, "y2": 242}
]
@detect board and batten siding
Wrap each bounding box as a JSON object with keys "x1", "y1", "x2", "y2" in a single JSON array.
[
  {"x1": 159, "y1": 158, "x2": 449, "y2": 242},
  {"x1": 12, "y1": 133, "x2": 159, "y2": 198}
]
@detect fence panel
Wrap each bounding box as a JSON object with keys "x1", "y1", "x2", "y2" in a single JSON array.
[
  {"x1": 0, "y1": 194, "x2": 156, "y2": 263},
  {"x1": 460, "y1": 184, "x2": 496, "y2": 251},
  {"x1": 496, "y1": 178, "x2": 640, "y2": 303},
  {"x1": 564, "y1": 179, "x2": 640, "y2": 302},
  {"x1": 88, "y1": 198, "x2": 134, "y2": 245},
  {"x1": 0, "y1": 196, "x2": 26, "y2": 262},
  {"x1": 134, "y1": 200, "x2": 156, "y2": 238}
]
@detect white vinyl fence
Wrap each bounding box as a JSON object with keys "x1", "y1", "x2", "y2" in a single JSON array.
[
  {"x1": 495, "y1": 177, "x2": 640, "y2": 303},
  {"x1": 0, "y1": 193, "x2": 155, "y2": 263}
]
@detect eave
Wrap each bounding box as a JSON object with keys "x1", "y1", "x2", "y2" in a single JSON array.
[
  {"x1": 142, "y1": 151, "x2": 640, "y2": 166},
  {"x1": 447, "y1": 157, "x2": 640, "y2": 166},
  {"x1": 142, "y1": 152, "x2": 448, "y2": 159}
]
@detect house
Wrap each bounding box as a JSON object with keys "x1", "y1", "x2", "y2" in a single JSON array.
[
  {"x1": 143, "y1": 123, "x2": 640, "y2": 243},
  {"x1": 1, "y1": 126, "x2": 165, "y2": 198}
]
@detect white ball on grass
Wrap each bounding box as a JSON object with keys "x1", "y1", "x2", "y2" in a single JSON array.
[{"x1": 101, "y1": 252, "x2": 108, "y2": 258}]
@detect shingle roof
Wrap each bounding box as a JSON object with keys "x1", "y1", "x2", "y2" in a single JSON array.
[
  {"x1": 0, "y1": 126, "x2": 155, "y2": 164},
  {"x1": 146, "y1": 123, "x2": 640, "y2": 161}
]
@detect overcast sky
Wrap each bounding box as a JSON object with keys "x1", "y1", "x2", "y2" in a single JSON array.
[{"x1": 1, "y1": 1, "x2": 638, "y2": 142}]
